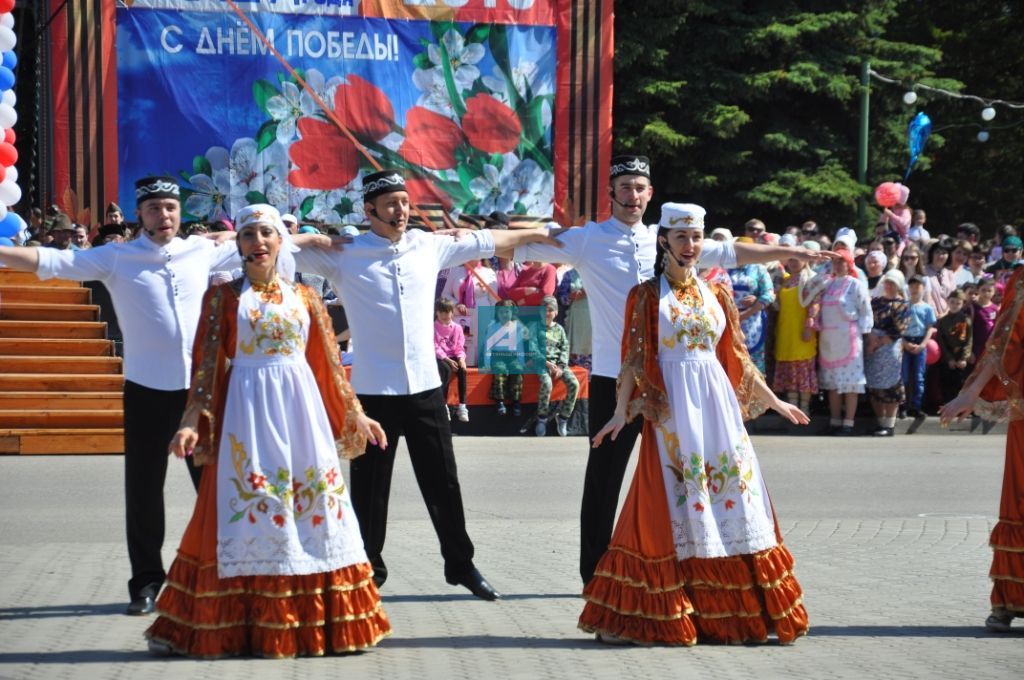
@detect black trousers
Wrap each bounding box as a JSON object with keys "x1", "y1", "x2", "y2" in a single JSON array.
[
  {"x1": 123, "y1": 380, "x2": 202, "y2": 600},
  {"x1": 579, "y1": 374, "x2": 643, "y2": 585},
  {"x1": 437, "y1": 358, "x2": 468, "y2": 403},
  {"x1": 350, "y1": 387, "x2": 476, "y2": 585}
]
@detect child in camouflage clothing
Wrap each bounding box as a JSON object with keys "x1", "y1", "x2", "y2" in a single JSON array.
[{"x1": 535, "y1": 296, "x2": 579, "y2": 436}]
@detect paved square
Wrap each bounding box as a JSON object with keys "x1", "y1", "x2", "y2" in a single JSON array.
[{"x1": 1, "y1": 431, "x2": 1022, "y2": 679}]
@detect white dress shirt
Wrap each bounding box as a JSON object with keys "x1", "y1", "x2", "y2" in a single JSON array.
[
  {"x1": 35, "y1": 234, "x2": 239, "y2": 390},
  {"x1": 295, "y1": 229, "x2": 495, "y2": 395},
  {"x1": 515, "y1": 218, "x2": 736, "y2": 378}
]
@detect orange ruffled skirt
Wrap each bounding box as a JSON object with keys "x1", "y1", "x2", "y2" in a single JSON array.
[
  {"x1": 145, "y1": 463, "x2": 391, "y2": 658},
  {"x1": 579, "y1": 424, "x2": 808, "y2": 645},
  {"x1": 990, "y1": 421, "x2": 1024, "y2": 616}
]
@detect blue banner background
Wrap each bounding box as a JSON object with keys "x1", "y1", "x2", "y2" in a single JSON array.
[{"x1": 116, "y1": 7, "x2": 556, "y2": 223}]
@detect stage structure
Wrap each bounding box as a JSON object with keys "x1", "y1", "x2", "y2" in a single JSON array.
[{"x1": 42, "y1": 0, "x2": 613, "y2": 227}]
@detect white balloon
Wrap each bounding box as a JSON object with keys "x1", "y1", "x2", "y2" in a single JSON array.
[
  {"x1": 977, "y1": 130, "x2": 990, "y2": 143},
  {"x1": 902, "y1": 91, "x2": 918, "y2": 105},
  {"x1": 0, "y1": 102, "x2": 15, "y2": 129},
  {"x1": 1, "y1": 89, "x2": 14, "y2": 107},
  {"x1": 0, "y1": 26, "x2": 15, "y2": 53},
  {"x1": 981, "y1": 106, "x2": 996, "y2": 122},
  {"x1": 0, "y1": 179, "x2": 21, "y2": 206},
  {"x1": 0, "y1": 13, "x2": 12, "y2": 30},
  {"x1": 5, "y1": 164, "x2": 15, "y2": 183},
  {"x1": 0, "y1": 202, "x2": 7, "y2": 221}
]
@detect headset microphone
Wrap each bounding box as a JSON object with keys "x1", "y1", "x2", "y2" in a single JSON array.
[
  {"x1": 608, "y1": 189, "x2": 637, "y2": 210},
  {"x1": 370, "y1": 207, "x2": 400, "y2": 228}
]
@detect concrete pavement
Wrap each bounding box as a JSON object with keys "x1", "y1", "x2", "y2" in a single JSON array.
[{"x1": 1, "y1": 431, "x2": 1022, "y2": 679}]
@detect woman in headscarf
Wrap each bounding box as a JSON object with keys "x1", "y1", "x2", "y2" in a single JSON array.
[
  {"x1": 864, "y1": 269, "x2": 910, "y2": 436},
  {"x1": 579, "y1": 203, "x2": 809, "y2": 646},
  {"x1": 145, "y1": 205, "x2": 391, "y2": 658},
  {"x1": 812, "y1": 249, "x2": 874, "y2": 436}
]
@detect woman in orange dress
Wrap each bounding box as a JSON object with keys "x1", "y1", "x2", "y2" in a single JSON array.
[
  {"x1": 940, "y1": 267, "x2": 1024, "y2": 632},
  {"x1": 580, "y1": 203, "x2": 810, "y2": 646},
  {"x1": 145, "y1": 205, "x2": 391, "y2": 657}
]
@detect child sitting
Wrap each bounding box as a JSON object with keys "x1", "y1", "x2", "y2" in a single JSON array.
[
  {"x1": 434, "y1": 298, "x2": 469, "y2": 422},
  {"x1": 481, "y1": 299, "x2": 529, "y2": 416},
  {"x1": 535, "y1": 296, "x2": 579, "y2": 437}
]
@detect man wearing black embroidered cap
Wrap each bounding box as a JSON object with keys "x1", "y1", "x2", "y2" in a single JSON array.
[
  {"x1": 512, "y1": 154, "x2": 836, "y2": 585},
  {"x1": 0, "y1": 175, "x2": 245, "y2": 616},
  {"x1": 295, "y1": 169, "x2": 561, "y2": 600}
]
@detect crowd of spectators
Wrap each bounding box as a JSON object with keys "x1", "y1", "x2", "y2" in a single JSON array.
[
  {"x1": 8, "y1": 202, "x2": 1019, "y2": 438},
  {"x1": 713, "y1": 212, "x2": 1020, "y2": 436}
]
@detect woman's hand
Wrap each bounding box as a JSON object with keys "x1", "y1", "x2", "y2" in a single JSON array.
[
  {"x1": 168, "y1": 427, "x2": 199, "y2": 459},
  {"x1": 592, "y1": 412, "x2": 628, "y2": 447},
  {"x1": 357, "y1": 413, "x2": 388, "y2": 450},
  {"x1": 938, "y1": 390, "x2": 978, "y2": 426},
  {"x1": 772, "y1": 398, "x2": 810, "y2": 425},
  {"x1": 801, "y1": 326, "x2": 814, "y2": 343}
]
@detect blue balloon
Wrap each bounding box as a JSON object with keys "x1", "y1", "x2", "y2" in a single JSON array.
[
  {"x1": 905, "y1": 111, "x2": 932, "y2": 180},
  {"x1": 0, "y1": 66, "x2": 13, "y2": 92},
  {"x1": 1, "y1": 51, "x2": 15, "y2": 70},
  {"x1": 0, "y1": 236, "x2": 13, "y2": 246},
  {"x1": 0, "y1": 211, "x2": 20, "y2": 238}
]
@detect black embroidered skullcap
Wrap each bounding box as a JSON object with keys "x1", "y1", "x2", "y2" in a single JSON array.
[
  {"x1": 134, "y1": 176, "x2": 180, "y2": 205},
  {"x1": 609, "y1": 155, "x2": 651, "y2": 180},
  {"x1": 362, "y1": 169, "x2": 407, "y2": 201}
]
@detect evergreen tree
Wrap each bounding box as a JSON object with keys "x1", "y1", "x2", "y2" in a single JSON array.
[{"x1": 613, "y1": 1, "x2": 941, "y2": 232}]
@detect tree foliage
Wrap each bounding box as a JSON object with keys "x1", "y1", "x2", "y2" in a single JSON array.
[{"x1": 612, "y1": 1, "x2": 1022, "y2": 235}]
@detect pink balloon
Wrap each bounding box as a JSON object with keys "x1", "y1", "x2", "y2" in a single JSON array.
[{"x1": 925, "y1": 339, "x2": 941, "y2": 366}]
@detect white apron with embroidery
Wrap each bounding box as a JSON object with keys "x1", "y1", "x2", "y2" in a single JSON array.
[
  {"x1": 653, "y1": 275, "x2": 778, "y2": 559},
  {"x1": 216, "y1": 279, "x2": 366, "y2": 578}
]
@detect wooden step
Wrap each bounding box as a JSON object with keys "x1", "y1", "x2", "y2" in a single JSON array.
[
  {"x1": 0, "y1": 320, "x2": 108, "y2": 339},
  {"x1": 0, "y1": 374, "x2": 124, "y2": 391},
  {"x1": 0, "y1": 285, "x2": 91, "y2": 304},
  {"x1": 0, "y1": 410, "x2": 124, "y2": 428},
  {"x1": 0, "y1": 271, "x2": 82, "y2": 288},
  {"x1": 0, "y1": 302, "x2": 100, "y2": 322},
  {"x1": 0, "y1": 355, "x2": 122, "y2": 374},
  {"x1": 0, "y1": 338, "x2": 113, "y2": 356},
  {"x1": 0, "y1": 392, "x2": 122, "y2": 410},
  {"x1": 0, "y1": 428, "x2": 123, "y2": 455}
]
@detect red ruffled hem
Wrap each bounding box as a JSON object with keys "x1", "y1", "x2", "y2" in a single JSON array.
[
  {"x1": 579, "y1": 544, "x2": 808, "y2": 645},
  {"x1": 990, "y1": 521, "x2": 1024, "y2": 612},
  {"x1": 145, "y1": 557, "x2": 391, "y2": 658}
]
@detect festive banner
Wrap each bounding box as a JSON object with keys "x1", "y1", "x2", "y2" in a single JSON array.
[{"x1": 111, "y1": 0, "x2": 611, "y2": 225}]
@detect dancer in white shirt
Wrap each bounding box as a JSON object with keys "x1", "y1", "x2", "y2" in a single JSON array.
[{"x1": 296, "y1": 169, "x2": 560, "y2": 599}]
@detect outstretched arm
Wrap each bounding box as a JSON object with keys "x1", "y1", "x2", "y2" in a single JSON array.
[
  {"x1": 490, "y1": 228, "x2": 563, "y2": 259},
  {"x1": 734, "y1": 241, "x2": 837, "y2": 268},
  {"x1": 0, "y1": 246, "x2": 41, "y2": 272}
]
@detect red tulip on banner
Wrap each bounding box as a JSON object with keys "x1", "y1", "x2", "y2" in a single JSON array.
[
  {"x1": 399, "y1": 106, "x2": 465, "y2": 170},
  {"x1": 0, "y1": 141, "x2": 16, "y2": 166},
  {"x1": 462, "y1": 94, "x2": 521, "y2": 154},
  {"x1": 333, "y1": 75, "x2": 394, "y2": 143},
  {"x1": 406, "y1": 177, "x2": 453, "y2": 211},
  {"x1": 288, "y1": 118, "x2": 359, "y2": 190}
]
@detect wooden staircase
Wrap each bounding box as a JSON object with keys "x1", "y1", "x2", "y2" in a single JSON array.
[{"x1": 0, "y1": 269, "x2": 124, "y2": 454}]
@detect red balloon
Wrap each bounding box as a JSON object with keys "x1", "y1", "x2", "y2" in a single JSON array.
[
  {"x1": 0, "y1": 0, "x2": 14, "y2": 13},
  {"x1": 925, "y1": 339, "x2": 941, "y2": 366},
  {"x1": 3, "y1": 128, "x2": 13, "y2": 145},
  {"x1": 0, "y1": 142, "x2": 15, "y2": 166}
]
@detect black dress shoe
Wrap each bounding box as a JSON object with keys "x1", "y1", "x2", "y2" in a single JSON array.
[
  {"x1": 447, "y1": 568, "x2": 501, "y2": 601},
  {"x1": 834, "y1": 425, "x2": 855, "y2": 436},
  {"x1": 126, "y1": 584, "x2": 159, "y2": 616},
  {"x1": 872, "y1": 427, "x2": 894, "y2": 437}
]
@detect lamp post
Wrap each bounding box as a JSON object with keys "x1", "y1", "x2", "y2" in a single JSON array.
[{"x1": 857, "y1": 58, "x2": 870, "y2": 230}]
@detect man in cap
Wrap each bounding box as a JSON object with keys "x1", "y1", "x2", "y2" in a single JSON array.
[
  {"x1": 106, "y1": 202, "x2": 125, "y2": 226},
  {"x1": 295, "y1": 169, "x2": 560, "y2": 600},
  {"x1": 45, "y1": 214, "x2": 76, "y2": 250},
  {"x1": 511, "y1": 154, "x2": 833, "y2": 585},
  {"x1": 986, "y1": 234, "x2": 1023, "y2": 286},
  {"x1": 0, "y1": 175, "x2": 242, "y2": 616},
  {"x1": 281, "y1": 213, "x2": 299, "y2": 234}
]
